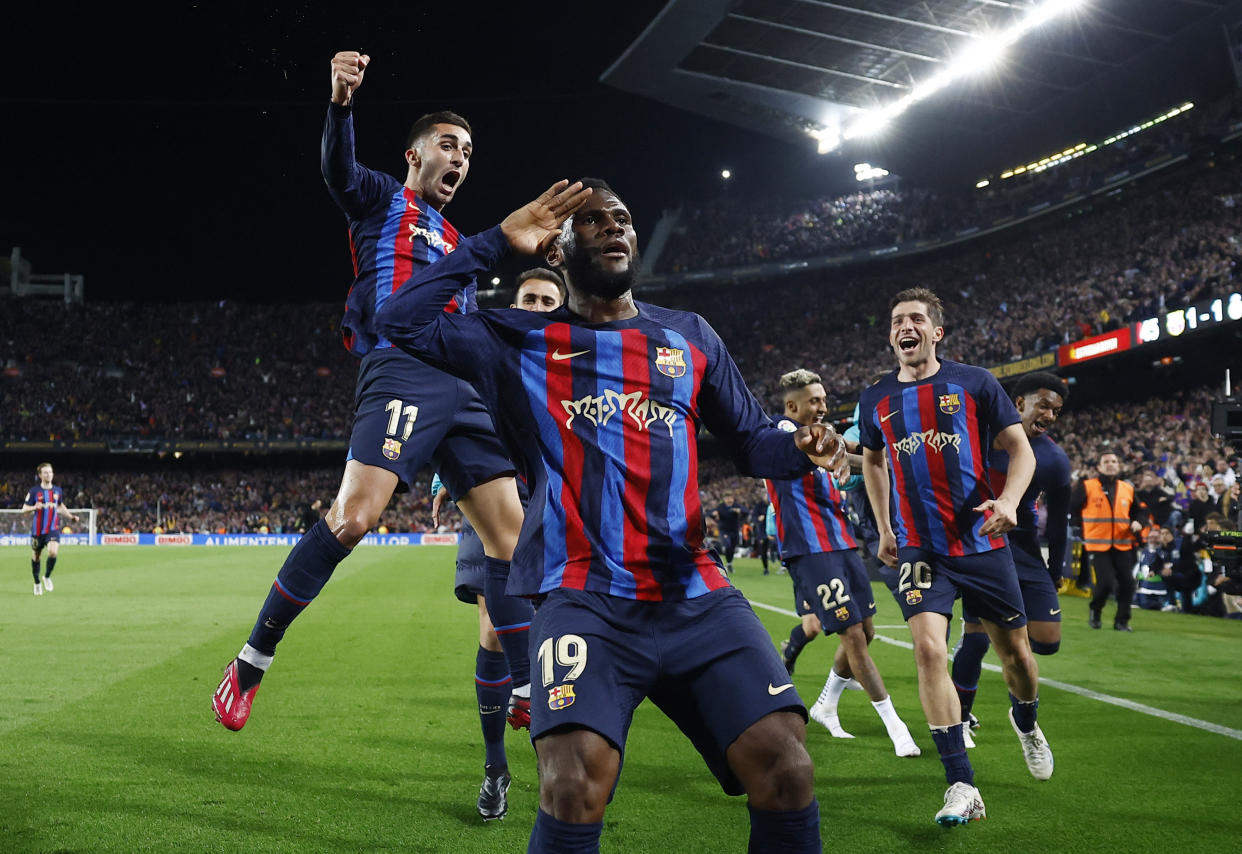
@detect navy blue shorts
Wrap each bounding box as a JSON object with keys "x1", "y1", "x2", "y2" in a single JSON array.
[
  {"x1": 784, "y1": 558, "x2": 815, "y2": 616},
  {"x1": 348, "y1": 350, "x2": 513, "y2": 498},
  {"x1": 530, "y1": 586, "x2": 805, "y2": 796},
  {"x1": 453, "y1": 518, "x2": 486, "y2": 605},
  {"x1": 893, "y1": 545, "x2": 1027, "y2": 628},
  {"x1": 963, "y1": 545, "x2": 1060, "y2": 625},
  {"x1": 30, "y1": 532, "x2": 59, "y2": 552},
  {"x1": 787, "y1": 550, "x2": 877, "y2": 633}
]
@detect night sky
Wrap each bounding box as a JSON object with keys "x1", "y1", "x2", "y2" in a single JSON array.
[{"x1": 3, "y1": 1, "x2": 850, "y2": 303}]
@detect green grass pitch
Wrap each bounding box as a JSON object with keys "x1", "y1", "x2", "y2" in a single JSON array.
[{"x1": 2, "y1": 546, "x2": 1239, "y2": 852}]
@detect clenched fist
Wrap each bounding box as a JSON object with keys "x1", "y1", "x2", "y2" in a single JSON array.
[{"x1": 330, "y1": 51, "x2": 370, "y2": 106}]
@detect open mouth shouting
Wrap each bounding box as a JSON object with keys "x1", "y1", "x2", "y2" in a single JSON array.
[
  {"x1": 897, "y1": 334, "x2": 920, "y2": 356},
  {"x1": 439, "y1": 169, "x2": 462, "y2": 198}
]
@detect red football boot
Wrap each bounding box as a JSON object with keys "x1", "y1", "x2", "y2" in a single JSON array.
[
  {"x1": 212, "y1": 659, "x2": 259, "y2": 731},
  {"x1": 506, "y1": 694, "x2": 531, "y2": 731}
]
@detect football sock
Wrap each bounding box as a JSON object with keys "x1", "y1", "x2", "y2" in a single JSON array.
[
  {"x1": 746, "y1": 799, "x2": 822, "y2": 854},
  {"x1": 233, "y1": 657, "x2": 266, "y2": 693},
  {"x1": 476, "y1": 647, "x2": 511, "y2": 771},
  {"x1": 527, "y1": 809, "x2": 602, "y2": 854},
  {"x1": 484, "y1": 558, "x2": 533, "y2": 690},
  {"x1": 871, "y1": 695, "x2": 902, "y2": 732},
  {"x1": 815, "y1": 668, "x2": 850, "y2": 717},
  {"x1": 246, "y1": 519, "x2": 351, "y2": 657},
  {"x1": 1009, "y1": 693, "x2": 1040, "y2": 733},
  {"x1": 44, "y1": 556, "x2": 57, "y2": 578},
  {"x1": 784, "y1": 626, "x2": 810, "y2": 664},
  {"x1": 951, "y1": 631, "x2": 990, "y2": 720},
  {"x1": 31, "y1": 559, "x2": 41, "y2": 583},
  {"x1": 930, "y1": 724, "x2": 974, "y2": 786}
]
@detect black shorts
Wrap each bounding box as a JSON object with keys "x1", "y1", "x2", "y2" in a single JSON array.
[
  {"x1": 31, "y1": 532, "x2": 59, "y2": 551},
  {"x1": 348, "y1": 350, "x2": 513, "y2": 498}
]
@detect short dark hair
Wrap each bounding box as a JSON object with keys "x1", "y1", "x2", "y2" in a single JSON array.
[
  {"x1": 405, "y1": 111, "x2": 472, "y2": 150},
  {"x1": 1013, "y1": 371, "x2": 1069, "y2": 405},
  {"x1": 577, "y1": 177, "x2": 617, "y2": 196},
  {"x1": 1098, "y1": 448, "x2": 1119, "y2": 462},
  {"x1": 514, "y1": 267, "x2": 566, "y2": 303},
  {"x1": 891, "y1": 287, "x2": 944, "y2": 328}
]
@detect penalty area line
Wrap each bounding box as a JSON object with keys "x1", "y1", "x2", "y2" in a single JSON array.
[{"x1": 747, "y1": 597, "x2": 1242, "y2": 741}]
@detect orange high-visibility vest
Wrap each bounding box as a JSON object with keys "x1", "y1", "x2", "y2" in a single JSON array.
[{"x1": 1082, "y1": 478, "x2": 1135, "y2": 552}]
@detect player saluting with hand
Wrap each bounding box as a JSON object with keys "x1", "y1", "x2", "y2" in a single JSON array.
[{"x1": 377, "y1": 177, "x2": 839, "y2": 853}]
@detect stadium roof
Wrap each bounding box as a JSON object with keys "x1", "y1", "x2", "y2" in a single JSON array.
[{"x1": 603, "y1": 0, "x2": 1242, "y2": 186}]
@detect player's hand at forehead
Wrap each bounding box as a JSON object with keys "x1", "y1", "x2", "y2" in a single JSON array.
[
  {"x1": 330, "y1": 51, "x2": 370, "y2": 106},
  {"x1": 500, "y1": 181, "x2": 593, "y2": 255},
  {"x1": 793, "y1": 422, "x2": 845, "y2": 471}
]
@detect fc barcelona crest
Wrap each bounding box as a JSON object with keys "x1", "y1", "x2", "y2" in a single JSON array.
[
  {"x1": 905, "y1": 589, "x2": 923, "y2": 605},
  {"x1": 834, "y1": 606, "x2": 851, "y2": 622},
  {"x1": 382, "y1": 438, "x2": 402, "y2": 460},
  {"x1": 548, "y1": 684, "x2": 576, "y2": 710},
  {"x1": 655, "y1": 347, "x2": 686, "y2": 378},
  {"x1": 938, "y1": 393, "x2": 962, "y2": 415}
]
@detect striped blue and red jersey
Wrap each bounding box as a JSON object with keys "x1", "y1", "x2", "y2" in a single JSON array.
[
  {"x1": 766, "y1": 417, "x2": 857, "y2": 558},
  {"x1": 375, "y1": 226, "x2": 816, "y2": 601},
  {"x1": 321, "y1": 104, "x2": 473, "y2": 357},
  {"x1": 858, "y1": 360, "x2": 1020, "y2": 556},
  {"x1": 989, "y1": 432, "x2": 1072, "y2": 578},
  {"x1": 25, "y1": 485, "x2": 63, "y2": 536}
]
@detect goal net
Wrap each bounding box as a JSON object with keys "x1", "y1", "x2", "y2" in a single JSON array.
[{"x1": 0, "y1": 508, "x2": 98, "y2": 546}]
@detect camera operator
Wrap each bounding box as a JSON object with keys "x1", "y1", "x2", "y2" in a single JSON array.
[{"x1": 1070, "y1": 450, "x2": 1148, "y2": 631}]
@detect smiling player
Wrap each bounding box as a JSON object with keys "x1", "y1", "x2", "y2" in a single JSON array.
[{"x1": 859, "y1": 288, "x2": 1053, "y2": 827}]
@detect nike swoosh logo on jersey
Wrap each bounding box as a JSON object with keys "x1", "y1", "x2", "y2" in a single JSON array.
[
  {"x1": 1005, "y1": 613, "x2": 1021, "y2": 622},
  {"x1": 880, "y1": 410, "x2": 900, "y2": 422},
  {"x1": 768, "y1": 683, "x2": 795, "y2": 696},
  {"x1": 1049, "y1": 608, "x2": 1062, "y2": 616},
  {"x1": 551, "y1": 348, "x2": 591, "y2": 361},
  {"x1": 868, "y1": 602, "x2": 876, "y2": 609}
]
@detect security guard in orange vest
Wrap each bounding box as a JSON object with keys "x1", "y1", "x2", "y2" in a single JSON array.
[{"x1": 1070, "y1": 450, "x2": 1146, "y2": 631}]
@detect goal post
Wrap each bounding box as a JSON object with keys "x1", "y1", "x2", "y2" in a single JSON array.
[{"x1": 0, "y1": 508, "x2": 98, "y2": 545}]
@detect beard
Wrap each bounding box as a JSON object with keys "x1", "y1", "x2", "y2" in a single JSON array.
[{"x1": 564, "y1": 246, "x2": 641, "y2": 301}]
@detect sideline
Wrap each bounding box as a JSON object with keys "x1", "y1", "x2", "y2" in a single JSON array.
[{"x1": 748, "y1": 597, "x2": 1242, "y2": 741}]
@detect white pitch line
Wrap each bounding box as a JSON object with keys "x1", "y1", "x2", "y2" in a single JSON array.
[{"x1": 748, "y1": 597, "x2": 1242, "y2": 741}]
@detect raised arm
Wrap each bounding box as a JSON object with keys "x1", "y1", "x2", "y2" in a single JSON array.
[
  {"x1": 320, "y1": 51, "x2": 390, "y2": 217},
  {"x1": 376, "y1": 181, "x2": 590, "y2": 378}
]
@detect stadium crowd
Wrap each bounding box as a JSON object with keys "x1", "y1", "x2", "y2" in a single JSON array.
[
  {"x1": 4, "y1": 96, "x2": 1241, "y2": 621},
  {"x1": 4, "y1": 115, "x2": 1242, "y2": 444},
  {"x1": 656, "y1": 91, "x2": 1234, "y2": 275}
]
